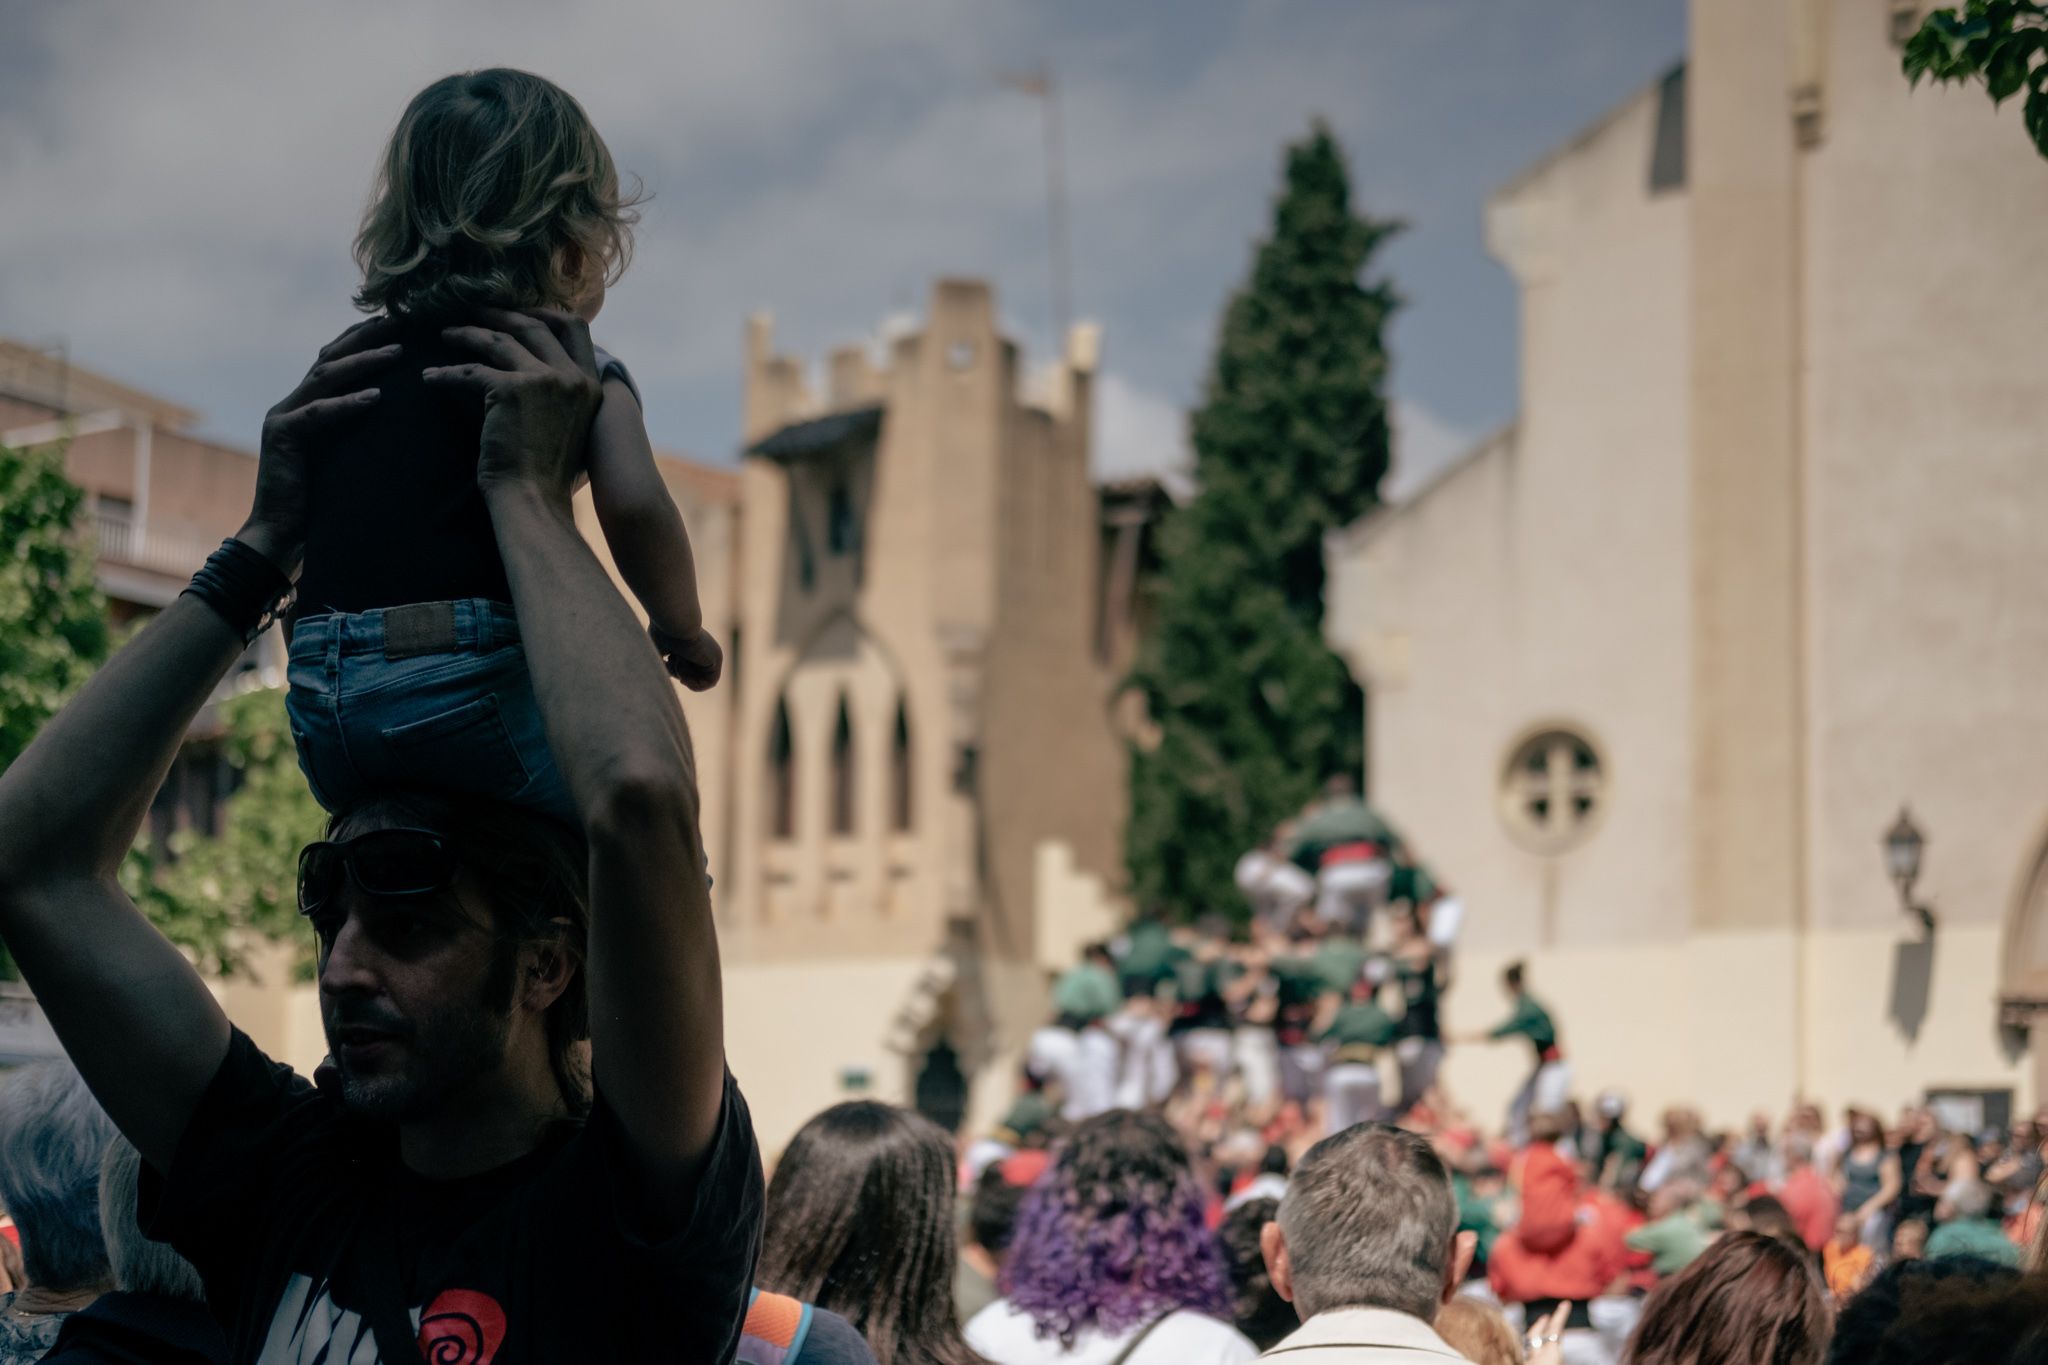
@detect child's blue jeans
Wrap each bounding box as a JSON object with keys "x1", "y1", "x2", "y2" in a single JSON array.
[{"x1": 285, "y1": 598, "x2": 575, "y2": 825}]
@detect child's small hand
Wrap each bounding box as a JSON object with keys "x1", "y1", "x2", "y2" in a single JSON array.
[{"x1": 650, "y1": 624, "x2": 723, "y2": 691}]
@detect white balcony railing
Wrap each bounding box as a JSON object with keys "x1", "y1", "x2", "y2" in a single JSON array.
[{"x1": 91, "y1": 513, "x2": 219, "y2": 578}]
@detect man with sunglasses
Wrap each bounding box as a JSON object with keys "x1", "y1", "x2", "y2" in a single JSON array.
[{"x1": 0, "y1": 309, "x2": 761, "y2": 1363}]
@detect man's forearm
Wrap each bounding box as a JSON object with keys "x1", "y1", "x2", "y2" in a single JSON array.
[
  {"x1": 485, "y1": 479, "x2": 727, "y2": 1186},
  {"x1": 484, "y1": 483, "x2": 698, "y2": 820}
]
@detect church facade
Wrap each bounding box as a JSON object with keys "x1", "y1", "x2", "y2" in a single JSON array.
[
  {"x1": 581, "y1": 279, "x2": 1147, "y2": 1147},
  {"x1": 1326, "y1": 0, "x2": 2048, "y2": 1127}
]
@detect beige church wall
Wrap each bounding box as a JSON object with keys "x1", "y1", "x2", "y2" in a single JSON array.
[
  {"x1": 1797, "y1": 5, "x2": 2048, "y2": 940},
  {"x1": 1034, "y1": 839, "x2": 1127, "y2": 974},
  {"x1": 1800, "y1": 922, "x2": 2031, "y2": 1116},
  {"x1": 724, "y1": 953, "x2": 1050, "y2": 1157},
  {"x1": 982, "y1": 349, "x2": 1125, "y2": 960},
  {"x1": 1686, "y1": 0, "x2": 1806, "y2": 937},
  {"x1": 1332, "y1": 74, "x2": 1694, "y2": 957},
  {"x1": 211, "y1": 937, "x2": 324, "y2": 1079},
  {"x1": 964, "y1": 955, "x2": 1061, "y2": 1134},
  {"x1": 1437, "y1": 922, "x2": 2028, "y2": 1130},
  {"x1": 723, "y1": 955, "x2": 938, "y2": 1155}
]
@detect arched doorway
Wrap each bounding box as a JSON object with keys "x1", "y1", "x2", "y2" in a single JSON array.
[
  {"x1": 914, "y1": 1037, "x2": 968, "y2": 1135},
  {"x1": 2001, "y1": 829, "x2": 2048, "y2": 1104}
]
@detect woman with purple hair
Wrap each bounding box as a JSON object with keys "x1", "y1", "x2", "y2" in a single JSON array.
[{"x1": 964, "y1": 1111, "x2": 1258, "y2": 1365}]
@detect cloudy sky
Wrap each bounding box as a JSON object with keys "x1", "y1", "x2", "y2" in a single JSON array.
[{"x1": 1, "y1": 1, "x2": 1685, "y2": 495}]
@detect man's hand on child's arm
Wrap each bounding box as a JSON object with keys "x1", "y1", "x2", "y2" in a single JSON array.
[{"x1": 650, "y1": 622, "x2": 723, "y2": 692}]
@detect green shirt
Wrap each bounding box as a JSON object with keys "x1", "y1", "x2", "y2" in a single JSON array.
[
  {"x1": 1925, "y1": 1217, "x2": 2022, "y2": 1267},
  {"x1": 1489, "y1": 993, "x2": 1559, "y2": 1060},
  {"x1": 1320, "y1": 1001, "x2": 1398, "y2": 1051},
  {"x1": 1453, "y1": 1173, "x2": 1503, "y2": 1267},
  {"x1": 1118, "y1": 921, "x2": 1180, "y2": 986},
  {"x1": 1626, "y1": 1212, "x2": 1709, "y2": 1276},
  {"x1": 1052, "y1": 963, "x2": 1121, "y2": 1022},
  {"x1": 1310, "y1": 938, "x2": 1370, "y2": 997}
]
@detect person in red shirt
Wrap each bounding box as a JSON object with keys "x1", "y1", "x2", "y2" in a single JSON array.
[
  {"x1": 1488, "y1": 1119, "x2": 1625, "y2": 1313},
  {"x1": 1776, "y1": 1137, "x2": 1841, "y2": 1253}
]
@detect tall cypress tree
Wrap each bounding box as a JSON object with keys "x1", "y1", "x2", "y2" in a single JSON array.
[{"x1": 1127, "y1": 122, "x2": 1398, "y2": 917}]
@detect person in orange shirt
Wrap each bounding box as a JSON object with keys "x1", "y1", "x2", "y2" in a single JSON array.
[{"x1": 1822, "y1": 1211, "x2": 1876, "y2": 1301}]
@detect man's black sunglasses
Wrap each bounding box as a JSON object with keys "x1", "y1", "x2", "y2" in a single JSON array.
[{"x1": 297, "y1": 828, "x2": 459, "y2": 916}]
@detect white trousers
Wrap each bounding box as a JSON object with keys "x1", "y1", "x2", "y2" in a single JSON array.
[
  {"x1": 1324, "y1": 1062, "x2": 1387, "y2": 1134},
  {"x1": 1395, "y1": 1037, "x2": 1445, "y2": 1112},
  {"x1": 1234, "y1": 1027, "x2": 1281, "y2": 1109},
  {"x1": 1509, "y1": 1058, "x2": 1573, "y2": 1146},
  {"x1": 1315, "y1": 858, "x2": 1390, "y2": 937}
]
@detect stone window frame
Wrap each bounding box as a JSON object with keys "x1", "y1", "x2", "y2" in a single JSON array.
[{"x1": 1498, "y1": 723, "x2": 1608, "y2": 855}]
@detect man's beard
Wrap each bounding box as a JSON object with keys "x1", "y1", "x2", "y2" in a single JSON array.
[
  {"x1": 334, "y1": 1006, "x2": 512, "y2": 1120},
  {"x1": 326, "y1": 948, "x2": 521, "y2": 1121}
]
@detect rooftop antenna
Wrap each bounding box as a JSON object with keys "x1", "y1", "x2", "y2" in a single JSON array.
[{"x1": 997, "y1": 66, "x2": 1074, "y2": 352}]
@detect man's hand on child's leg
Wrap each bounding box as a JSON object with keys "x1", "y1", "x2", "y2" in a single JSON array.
[{"x1": 649, "y1": 624, "x2": 723, "y2": 691}]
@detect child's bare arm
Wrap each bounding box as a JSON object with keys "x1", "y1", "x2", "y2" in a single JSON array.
[{"x1": 587, "y1": 377, "x2": 706, "y2": 639}]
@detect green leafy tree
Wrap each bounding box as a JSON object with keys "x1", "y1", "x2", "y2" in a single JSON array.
[
  {"x1": 121, "y1": 688, "x2": 321, "y2": 979},
  {"x1": 1126, "y1": 122, "x2": 1398, "y2": 918},
  {"x1": 1904, "y1": 1, "x2": 2048, "y2": 155},
  {"x1": 0, "y1": 442, "x2": 112, "y2": 773},
  {"x1": 0, "y1": 440, "x2": 312, "y2": 978}
]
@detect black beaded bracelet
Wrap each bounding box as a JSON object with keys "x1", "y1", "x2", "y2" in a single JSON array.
[{"x1": 182, "y1": 539, "x2": 295, "y2": 645}]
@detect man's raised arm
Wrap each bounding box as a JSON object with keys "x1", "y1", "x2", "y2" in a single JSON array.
[
  {"x1": 0, "y1": 320, "x2": 400, "y2": 1170},
  {"x1": 426, "y1": 309, "x2": 727, "y2": 1214}
]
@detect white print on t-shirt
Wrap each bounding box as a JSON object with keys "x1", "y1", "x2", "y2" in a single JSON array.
[{"x1": 258, "y1": 1272, "x2": 509, "y2": 1365}]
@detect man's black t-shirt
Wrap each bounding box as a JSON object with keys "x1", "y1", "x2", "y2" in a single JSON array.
[{"x1": 140, "y1": 1030, "x2": 763, "y2": 1365}]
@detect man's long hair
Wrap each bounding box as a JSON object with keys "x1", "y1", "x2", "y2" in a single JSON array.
[{"x1": 330, "y1": 792, "x2": 591, "y2": 1117}]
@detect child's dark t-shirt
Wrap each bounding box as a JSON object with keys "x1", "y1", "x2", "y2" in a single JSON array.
[
  {"x1": 293, "y1": 318, "x2": 636, "y2": 625},
  {"x1": 139, "y1": 1029, "x2": 764, "y2": 1364}
]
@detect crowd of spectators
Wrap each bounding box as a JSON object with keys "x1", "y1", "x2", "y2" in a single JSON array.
[
  {"x1": 0, "y1": 776, "x2": 2040, "y2": 1363},
  {"x1": 922, "y1": 782, "x2": 2048, "y2": 1363}
]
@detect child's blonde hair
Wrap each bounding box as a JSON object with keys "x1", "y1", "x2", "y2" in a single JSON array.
[{"x1": 353, "y1": 68, "x2": 642, "y2": 319}]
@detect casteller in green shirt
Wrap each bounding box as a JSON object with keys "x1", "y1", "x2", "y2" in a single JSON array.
[
  {"x1": 1052, "y1": 962, "x2": 1120, "y2": 1023},
  {"x1": 1319, "y1": 1000, "x2": 1398, "y2": 1064},
  {"x1": 1626, "y1": 1212, "x2": 1708, "y2": 1277},
  {"x1": 1116, "y1": 918, "x2": 1183, "y2": 993},
  {"x1": 1488, "y1": 992, "x2": 1559, "y2": 1062},
  {"x1": 1310, "y1": 936, "x2": 1370, "y2": 998}
]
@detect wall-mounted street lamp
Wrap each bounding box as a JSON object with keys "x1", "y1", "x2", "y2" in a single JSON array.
[{"x1": 1884, "y1": 807, "x2": 1936, "y2": 933}]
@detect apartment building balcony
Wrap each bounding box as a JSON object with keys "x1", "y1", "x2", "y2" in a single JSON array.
[{"x1": 89, "y1": 510, "x2": 222, "y2": 609}]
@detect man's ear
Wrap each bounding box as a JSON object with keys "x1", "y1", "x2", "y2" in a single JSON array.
[
  {"x1": 1444, "y1": 1229, "x2": 1477, "y2": 1303},
  {"x1": 520, "y1": 941, "x2": 575, "y2": 1014},
  {"x1": 1261, "y1": 1220, "x2": 1295, "y2": 1305}
]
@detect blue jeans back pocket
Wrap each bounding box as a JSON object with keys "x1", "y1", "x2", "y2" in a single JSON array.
[{"x1": 380, "y1": 693, "x2": 532, "y2": 800}]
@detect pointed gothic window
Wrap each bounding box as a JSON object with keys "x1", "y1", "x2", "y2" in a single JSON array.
[
  {"x1": 831, "y1": 692, "x2": 856, "y2": 837},
  {"x1": 769, "y1": 698, "x2": 795, "y2": 840},
  {"x1": 890, "y1": 697, "x2": 913, "y2": 833}
]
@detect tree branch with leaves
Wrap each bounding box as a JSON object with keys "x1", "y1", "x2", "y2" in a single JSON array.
[{"x1": 1904, "y1": 1, "x2": 2048, "y2": 154}]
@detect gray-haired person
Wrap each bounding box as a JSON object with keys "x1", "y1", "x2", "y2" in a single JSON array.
[
  {"x1": 40, "y1": 1138, "x2": 226, "y2": 1363},
  {"x1": 0, "y1": 1062, "x2": 115, "y2": 1364},
  {"x1": 1256, "y1": 1124, "x2": 1474, "y2": 1363}
]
